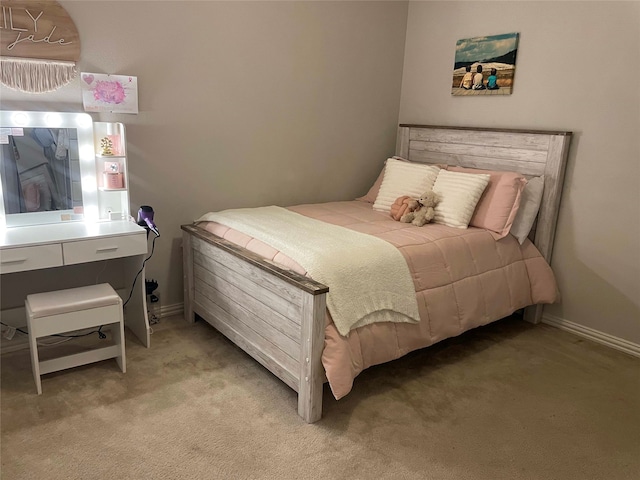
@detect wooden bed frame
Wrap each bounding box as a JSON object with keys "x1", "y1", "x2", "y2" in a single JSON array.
[{"x1": 181, "y1": 125, "x2": 572, "y2": 423}]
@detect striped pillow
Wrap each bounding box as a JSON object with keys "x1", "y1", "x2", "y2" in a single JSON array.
[
  {"x1": 372, "y1": 158, "x2": 441, "y2": 213},
  {"x1": 432, "y1": 170, "x2": 490, "y2": 228}
]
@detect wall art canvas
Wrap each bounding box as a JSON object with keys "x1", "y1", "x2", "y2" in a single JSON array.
[
  {"x1": 451, "y1": 32, "x2": 519, "y2": 96},
  {"x1": 81, "y1": 73, "x2": 139, "y2": 114}
]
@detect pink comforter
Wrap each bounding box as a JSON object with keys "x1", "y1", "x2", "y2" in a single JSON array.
[{"x1": 200, "y1": 200, "x2": 559, "y2": 399}]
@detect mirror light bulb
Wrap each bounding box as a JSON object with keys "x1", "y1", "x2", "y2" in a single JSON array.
[
  {"x1": 11, "y1": 112, "x2": 29, "y2": 126},
  {"x1": 76, "y1": 114, "x2": 92, "y2": 128},
  {"x1": 45, "y1": 113, "x2": 63, "y2": 127}
]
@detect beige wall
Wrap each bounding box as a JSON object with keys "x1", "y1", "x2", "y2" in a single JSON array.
[
  {"x1": 399, "y1": 1, "x2": 640, "y2": 343},
  {"x1": 1, "y1": 1, "x2": 408, "y2": 309}
]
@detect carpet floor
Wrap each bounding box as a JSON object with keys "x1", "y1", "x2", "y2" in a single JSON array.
[{"x1": 1, "y1": 315, "x2": 638, "y2": 480}]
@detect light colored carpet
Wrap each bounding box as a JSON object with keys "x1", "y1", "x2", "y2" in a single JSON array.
[{"x1": 1, "y1": 315, "x2": 638, "y2": 480}]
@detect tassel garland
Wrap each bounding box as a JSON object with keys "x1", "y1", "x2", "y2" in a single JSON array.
[{"x1": 0, "y1": 57, "x2": 77, "y2": 94}]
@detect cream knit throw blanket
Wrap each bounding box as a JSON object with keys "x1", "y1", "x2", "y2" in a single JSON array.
[{"x1": 198, "y1": 206, "x2": 420, "y2": 336}]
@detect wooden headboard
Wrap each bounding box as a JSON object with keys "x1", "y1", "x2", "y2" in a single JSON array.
[{"x1": 396, "y1": 124, "x2": 572, "y2": 263}]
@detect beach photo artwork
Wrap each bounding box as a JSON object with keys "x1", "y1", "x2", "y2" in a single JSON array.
[{"x1": 452, "y1": 32, "x2": 519, "y2": 96}]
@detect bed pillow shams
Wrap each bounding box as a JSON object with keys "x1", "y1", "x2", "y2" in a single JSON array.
[
  {"x1": 510, "y1": 176, "x2": 545, "y2": 244},
  {"x1": 358, "y1": 156, "x2": 445, "y2": 204},
  {"x1": 372, "y1": 158, "x2": 441, "y2": 213},
  {"x1": 432, "y1": 170, "x2": 490, "y2": 228},
  {"x1": 447, "y1": 166, "x2": 527, "y2": 238}
]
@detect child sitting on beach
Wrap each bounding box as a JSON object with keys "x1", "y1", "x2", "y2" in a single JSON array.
[
  {"x1": 472, "y1": 65, "x2": 485, "y2": 90},
  {"x1": 459, "y1": 66, "x2": 473, "y2": 90},
  {"x1": 487, "y1": 68, "x2": 499, "y2": 90}
]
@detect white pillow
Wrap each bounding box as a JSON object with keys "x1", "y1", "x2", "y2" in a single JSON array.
[
  {"x1": 510, "y1": 176, "x2": 544, "y2": 244},
  {"x1": 432, "y1": 169, "x2": 490, "y2": 228},
  {"x1": 372, "y1": 158, "x2": 441, "y2": 213}
]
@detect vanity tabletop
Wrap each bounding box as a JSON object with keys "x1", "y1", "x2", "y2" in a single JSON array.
[{"x1": 0, "y1": 220, "x2": 146, "y2": 249}]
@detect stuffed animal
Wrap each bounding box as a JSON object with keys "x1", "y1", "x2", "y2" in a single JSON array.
[
  {"x1": 390, "y1": 195, "x2": 420, "y2": 221},
  {"x1": 400, "y1": 190, "x2": 440, "y2": 227}
]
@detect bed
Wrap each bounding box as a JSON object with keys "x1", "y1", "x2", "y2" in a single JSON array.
[{"x1": 181, "y1": 124, "x2": 572, "y2": 423}]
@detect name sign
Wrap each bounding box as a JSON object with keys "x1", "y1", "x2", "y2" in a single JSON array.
[{"x1": 0, "y1": 0, "x2": 80, "y2": 61}]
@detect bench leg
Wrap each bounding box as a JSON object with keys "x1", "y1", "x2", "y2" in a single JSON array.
[
  {"x1": 113, "y1": 317, "x2": 126, "y2": 373},
  {"x1": 27, "y1": 321, "x2": 42, "y2": 395}
]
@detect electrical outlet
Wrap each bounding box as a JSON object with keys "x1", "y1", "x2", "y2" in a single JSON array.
[{"x1": 3, "y1": 326, "x2": 17, "y2": 340}]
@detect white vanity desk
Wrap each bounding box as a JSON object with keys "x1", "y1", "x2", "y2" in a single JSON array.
[
  {"x1": 0, "y1": 220, "x2": 151, "y2": 347},
  {"x1": 1, "y1": 110, "x2": 152, "y2": 348}
]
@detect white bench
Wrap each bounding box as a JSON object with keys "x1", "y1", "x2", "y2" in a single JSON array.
[{"x1": 25, "y1": 283, "x2": 126, "y2": 394}]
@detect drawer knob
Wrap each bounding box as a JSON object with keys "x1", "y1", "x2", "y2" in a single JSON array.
[
  {"x1": 96, "y1": 247, "x2": 119, "y2": 253},
  {"x1": 1, "y1": 258, "x2": 27, "y2": 265}
]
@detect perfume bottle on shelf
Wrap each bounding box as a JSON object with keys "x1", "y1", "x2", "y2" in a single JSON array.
[{"x1": 103, "y1": 161, "x2": 124, "y2": 189}]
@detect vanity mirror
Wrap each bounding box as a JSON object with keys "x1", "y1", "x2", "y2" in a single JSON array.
[{"x1": 0, "y1": 111, "x2": 98, "y2": 228}]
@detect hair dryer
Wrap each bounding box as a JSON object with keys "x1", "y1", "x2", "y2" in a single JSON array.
[{"x1": 137, "y1": 205, "x2": 160, "y2": 237}]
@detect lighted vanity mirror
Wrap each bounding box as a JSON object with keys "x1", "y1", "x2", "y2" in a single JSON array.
[{"x1": 0, "y1": 111, "x2": 98, "y2": 228}]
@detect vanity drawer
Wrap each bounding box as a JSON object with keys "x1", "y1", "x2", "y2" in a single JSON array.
[
  {"x1": 0, "y1": 244, "x2": 64, "y2": 274},
  {"x1": 63, "y1": 232, "x2": 147, "y2": 265}
]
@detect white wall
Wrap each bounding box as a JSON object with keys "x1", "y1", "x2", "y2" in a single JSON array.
[
  {"x1": 399, "y1": 1, "x2": 640, "y2": 344},
  {"x1": 1, "y1": 1, "x2": 408, "y2": 309}
]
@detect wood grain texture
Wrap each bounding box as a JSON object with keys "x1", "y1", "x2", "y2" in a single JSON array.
[
  {"x1": 194, "y1": 263, "x2": 301, "y2": 351},
  {"x1": 298, "y1": 292, "x2": 326, "y2": 423},
  {"x1": 193, "y1": 296, "x2": 300, "y2": 391},
  {"x1": 182, "y1": 124, "x2": 572, "y2": 421},
  {"x1": 182, "y1": 231, "x2": 195, "y2": 323},
  {"x1": 0, "y1": 1, "x2": 81, "y2": 61},
  {"x1": 399, "y1": 123, "x2": 572, "y2": 137}
]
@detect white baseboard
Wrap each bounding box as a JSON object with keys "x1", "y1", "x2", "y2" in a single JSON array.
[
  {"x1": 542, "y1": 313, "x2": 640, "y2": 358},
  {"x1": 6, "y1": 304, "x2": 635, "y2": 360},
  {"x1": 160, "y1": 302, "x2": 183, "y2": 318}
]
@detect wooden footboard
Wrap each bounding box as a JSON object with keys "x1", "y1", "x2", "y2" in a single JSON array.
[{"x1": 181, "y1": 224, "x2": 328, "y2": 423}]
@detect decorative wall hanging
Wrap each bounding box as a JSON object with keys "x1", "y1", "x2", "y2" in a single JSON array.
[
  {"x1": 451, "y1": 32, "x2": 519, "y2": 96},
  {"x1": 0, "y1": 0, "x2": 80, "y2": 93},
  {"x1": 81, "y1": 72, "x2": 139, "y2": 114}
]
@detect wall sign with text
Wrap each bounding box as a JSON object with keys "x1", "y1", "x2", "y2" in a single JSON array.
[{"x1": 0, "y1": 0, "x2": 80, "y2": 62}]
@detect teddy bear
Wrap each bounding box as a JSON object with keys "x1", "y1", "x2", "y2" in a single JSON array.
[{"x1": 400, "y1": 190, "x2": 440, "y2": 227}]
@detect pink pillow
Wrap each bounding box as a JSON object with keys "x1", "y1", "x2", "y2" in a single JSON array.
[
  {"x1": 357, "y1": 168, "x2": 385, "y2": 203},
  {"x1": 447, "y1": 166, "x2": 527, "y2": 238}
]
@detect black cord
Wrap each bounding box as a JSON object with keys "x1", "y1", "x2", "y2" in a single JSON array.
[
  {"x1": 123, "y1": 234, "x2": 158, "y2": 308},
  {"x1": 52, "y1": 329, "x2": 106, "y2": 339},
  {"x1": 0, "y1": 322, "x2": 27, "y2": 335},
  {"x1": 0, "y1": 321, "x2": 106, "y2": 339}
]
